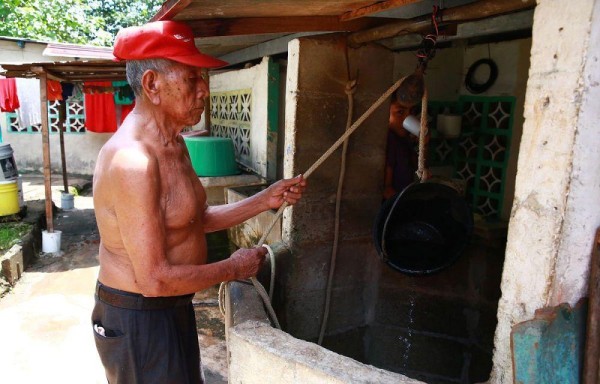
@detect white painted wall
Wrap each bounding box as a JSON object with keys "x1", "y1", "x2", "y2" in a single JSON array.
[
  {"x1": 490, "y1": 0, "x2": 600, "y2": 382},
  {"x1": 0, "y1": 128, "x2": 110, "y2": 175},
  {"x1": 0, "y1": 39, "x2": 71, "y2": 64},
  {"x1": 209, "y1": 58, "x2": 272, "y2": 178},
  {"x1": 394, "y1": 37, "x2": 531, "y2": 219}
]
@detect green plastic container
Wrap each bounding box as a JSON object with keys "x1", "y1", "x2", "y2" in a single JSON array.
[{"x1": 184, "y1": 136, "x2": 240, "y2": 177}]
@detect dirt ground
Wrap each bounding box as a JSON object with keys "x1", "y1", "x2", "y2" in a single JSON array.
[{"x1": 0, "y1": 173, "x2": 227, "y2": 383}]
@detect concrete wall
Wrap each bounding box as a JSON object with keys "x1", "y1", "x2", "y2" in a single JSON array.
[
  {"x1": 0, "y1": 128, "x2": 111, "y2": 176},
  {"x1": 226, "y1": 281, "x2": 422, "y2": 384},
  {"x1": 0, "y1": 39, "x2": 71, "y2": 64},
  {"x1": 209, "y1": 57, "x2": 277, "y2": 179},
  {"x1": 491, "y1": 0, "x2": 600, "y2": 382},
  {"x1": 281, "y1": 35, "x2": 393, "y2": 340}
]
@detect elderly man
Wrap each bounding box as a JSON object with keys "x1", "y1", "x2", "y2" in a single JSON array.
[{"x1": 92, "y1": 21, "x2": 305, "y2": 383}]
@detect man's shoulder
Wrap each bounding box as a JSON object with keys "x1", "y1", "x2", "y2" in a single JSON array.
[{"x1": 100, "y1": 135, "x2": 159, "y2": 176}]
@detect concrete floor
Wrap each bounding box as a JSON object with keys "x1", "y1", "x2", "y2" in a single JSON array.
[{"x1": 0, "y1": 173, "x2": 228, "y2": 383}]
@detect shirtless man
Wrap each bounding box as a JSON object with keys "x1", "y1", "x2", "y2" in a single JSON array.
[{"x1": 91, "y1": 21, "x2": 305, "y2": 383}]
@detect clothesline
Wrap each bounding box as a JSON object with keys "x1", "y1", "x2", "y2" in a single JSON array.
[{"x1": 0, "y1": 78, "x2": 134, "y2": 133}]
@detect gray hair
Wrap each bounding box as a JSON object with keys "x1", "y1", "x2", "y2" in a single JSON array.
[{"x1": 125, "y1": 58, "x2": 175, "y2": 96}]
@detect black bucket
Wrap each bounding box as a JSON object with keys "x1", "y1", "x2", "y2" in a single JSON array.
[{"x1": 373, "y1": 182, "x2": 473, "y2": 275}]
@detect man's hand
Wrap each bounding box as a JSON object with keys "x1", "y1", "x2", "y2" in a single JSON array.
[
  {"x1": 229, "y1": 247, "x2": 268, "y2": 280},
  {"x1": 263, "y1": 175, "x2": 307, "y2": 210}
]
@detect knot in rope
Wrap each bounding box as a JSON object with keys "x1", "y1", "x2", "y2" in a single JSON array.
[{"x1": 345, "y1": 79, "x2": 357, "y2": 96}]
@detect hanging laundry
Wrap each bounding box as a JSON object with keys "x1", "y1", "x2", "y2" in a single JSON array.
[
  {"x1": 84, "y1": 81, "x2": 117, "y2": 133},
  {"x1": 46, "y1": 80, "x2": 63, "y2": 101},
  {"x1": 70, "y1": 83, "x2": 84, "y2": 101},
  {"x1": 0, "y1": 78, "x2": 20, "y2": 112},
  {"x1": 15, "y1": 78, "x2": 41, "y2": 128},
  {"x1": 61, "y1": 83, "x2": 74, "y2": 101},
  {"x1": 112, "y1": 81, "x2": 135, "y2": 105}
]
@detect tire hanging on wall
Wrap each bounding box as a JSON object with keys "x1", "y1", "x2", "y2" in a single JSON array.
[{"x1": 465, "y1": 58, "x2": 498, "y2": 94}]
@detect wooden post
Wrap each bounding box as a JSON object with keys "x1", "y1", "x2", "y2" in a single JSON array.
[
  {"x1": 38, "y1": 70, "x2": 53, "y2": 232},
  {"x1": 203, "y1": 68, "x2": 211, "y2": 134},
  {"x1": 58, "y1": 100, "x2": 68, "y2": 192},
  {"x1": 584, "y1": 229, "x2": 600, "y2": 384}
]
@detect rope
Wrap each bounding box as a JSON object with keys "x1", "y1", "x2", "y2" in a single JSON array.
[
  {"x1": 219, "y1": 245, "x2": 281, "y2": 329},
  {"x1": 317, "y1": 79, "x2": 356, "y2": 345},
  {"x1": 219, "y1": 73, "x2": 412, "y2": 332},
  {"x1": 417, "y1": 88, "x2": 429, "y2": 181},
  {"x1": 382, "y1": 89, "x2": 430, "y2": 260}
]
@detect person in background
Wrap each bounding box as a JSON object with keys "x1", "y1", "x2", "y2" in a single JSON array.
[
  {"x1": 92, "y1": 20, "x2": 306, "y2": 383},
  {"x1": 383, "y1": 94, "x2": 420, "y2": 200}
]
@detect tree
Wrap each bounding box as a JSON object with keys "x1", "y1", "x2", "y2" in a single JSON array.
[
  {"x1": 0, "y1": 0, "x2": 162, "y2": 46},
  {"x1": 87, "y1": 0, "x2": 163, "y2": 46}
]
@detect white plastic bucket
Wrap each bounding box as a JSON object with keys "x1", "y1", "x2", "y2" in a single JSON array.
[
  {"x1": 0, "y1": 143, "x2": 18, "y2": 181},
  {"x1": 42, "y1": 230, "x2": 62, "y2": 254},
  {"x1": 61, "y1": 192, "x2": 74, "y2": 210},
  {"x1": 437, "y1": 114, "x2": 462, "y2": 138}
]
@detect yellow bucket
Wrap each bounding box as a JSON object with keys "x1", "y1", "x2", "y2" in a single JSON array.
[{"x1": 0, "y1": 180, "x2": 19, "y2": 216}]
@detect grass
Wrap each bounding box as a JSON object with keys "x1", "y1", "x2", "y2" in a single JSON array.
[{"x1": 0, "y1": 222, "x2": 32, "y2": 252}]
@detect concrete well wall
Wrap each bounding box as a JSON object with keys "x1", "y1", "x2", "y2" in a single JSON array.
[
  {"x1": 491, "y1": 0, "x2": 600, "y2": 381},
  {"x1": 280, "y1": 34, "x2": 393, "y2": 340}
]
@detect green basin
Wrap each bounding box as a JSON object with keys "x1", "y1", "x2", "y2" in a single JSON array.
[{"x1": 184, "y1": 136, "x2": 240, "y2": 177}]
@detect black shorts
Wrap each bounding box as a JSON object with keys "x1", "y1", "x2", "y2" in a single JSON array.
[{"x1": 91, "y1": 282, "x2": 203, "y2": 383}]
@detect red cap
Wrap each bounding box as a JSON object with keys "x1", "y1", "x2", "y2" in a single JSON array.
[{"x1": 113, "y1": 21, "x2": 227, "y2": 68}]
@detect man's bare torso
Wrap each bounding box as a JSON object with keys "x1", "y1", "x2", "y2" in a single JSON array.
[{"x1": 93, "y1": 117, "x2": 207, "y2": 294}]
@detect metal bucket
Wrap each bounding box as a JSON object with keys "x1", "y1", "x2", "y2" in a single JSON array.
[
  {"x1": 0, "y1": 143, "x2": 18, "y2": 181},
  {"x1": 373, "y1": 182, "x2": 473, "y2": 275}
]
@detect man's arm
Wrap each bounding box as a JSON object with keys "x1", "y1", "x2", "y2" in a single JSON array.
[
  {"x1": 111, "y1": 147, "x2": 266, "y2": 296},
  {"x1": 202, "y1": 175, "x2": 306, "y2": 233}
]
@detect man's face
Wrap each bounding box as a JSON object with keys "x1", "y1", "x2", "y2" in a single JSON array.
[
  {"x1": 388, "y1": 101, "x2": 411, "y2": 137},
  {"x1": 159, "y1": 63, "x2": 209, "y2": 126}
]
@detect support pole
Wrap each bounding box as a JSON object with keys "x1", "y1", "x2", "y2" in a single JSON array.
[
  {"x1": 37, "y1": 70, "x2": 53, "y2": 232},
  {"x1": 58, "y1": 100, "x2": 68, "y2": 192},
  {"x1": 584, "y1": 229, "x2": 600, "y2": 384},
  {"x1": 202, "y1": 68, "x2": 211, "y2": 134}
]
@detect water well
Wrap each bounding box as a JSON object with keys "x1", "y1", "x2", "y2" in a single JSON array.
[{"x1": 218, "y1": 35, "x2": 507, "y2": 384}]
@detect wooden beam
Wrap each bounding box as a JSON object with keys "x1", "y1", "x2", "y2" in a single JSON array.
[
  {"x1": 341, "y1": 0, "x2": 421, "y2": 21},
  {"x1": 32, "y1": 68, "x2": 54, "y2": 233},
  {"x1": 60, "y1": 74, "x2": 126, "y2": 81},
  {"x1": 348, "y1": 0, "x2": 536, "y2": 46},
  {"x1": 48, "y1": 65, "x2": 125, "y2": 72},
  {"x1": 43, "y1": 69, "x2": 67, "y2": 83},
  {"x1": 151, "y1": 0, "x2": 192, "y2": 21},
  {"x1": 187, "y1": 16, "x2": 397, "y2": 37},
  {"x1": 584, "y1": 229, "x2": 600, "y2": 384}
]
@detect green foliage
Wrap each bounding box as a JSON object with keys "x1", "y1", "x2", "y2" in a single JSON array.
[
  {"x1": 0, "y1": 222, "x2": 31, "y2": 252},
  {"x1": 0, "y1": 0, "x2": 163, "y2": 46}
]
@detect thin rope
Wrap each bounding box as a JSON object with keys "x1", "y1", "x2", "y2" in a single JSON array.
[
  {"x1": 263, "y1": 244, "x2": 276, "y2": 301},
  {"x1": 318, "y1": 79, "x2": 356, "y2": 345},
  {"x1": 382, "y1": 88, "x2": 429, "y2": 259},
  {"x1": 417, "y1": 88, "x2": 429, "y2": 181}
]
